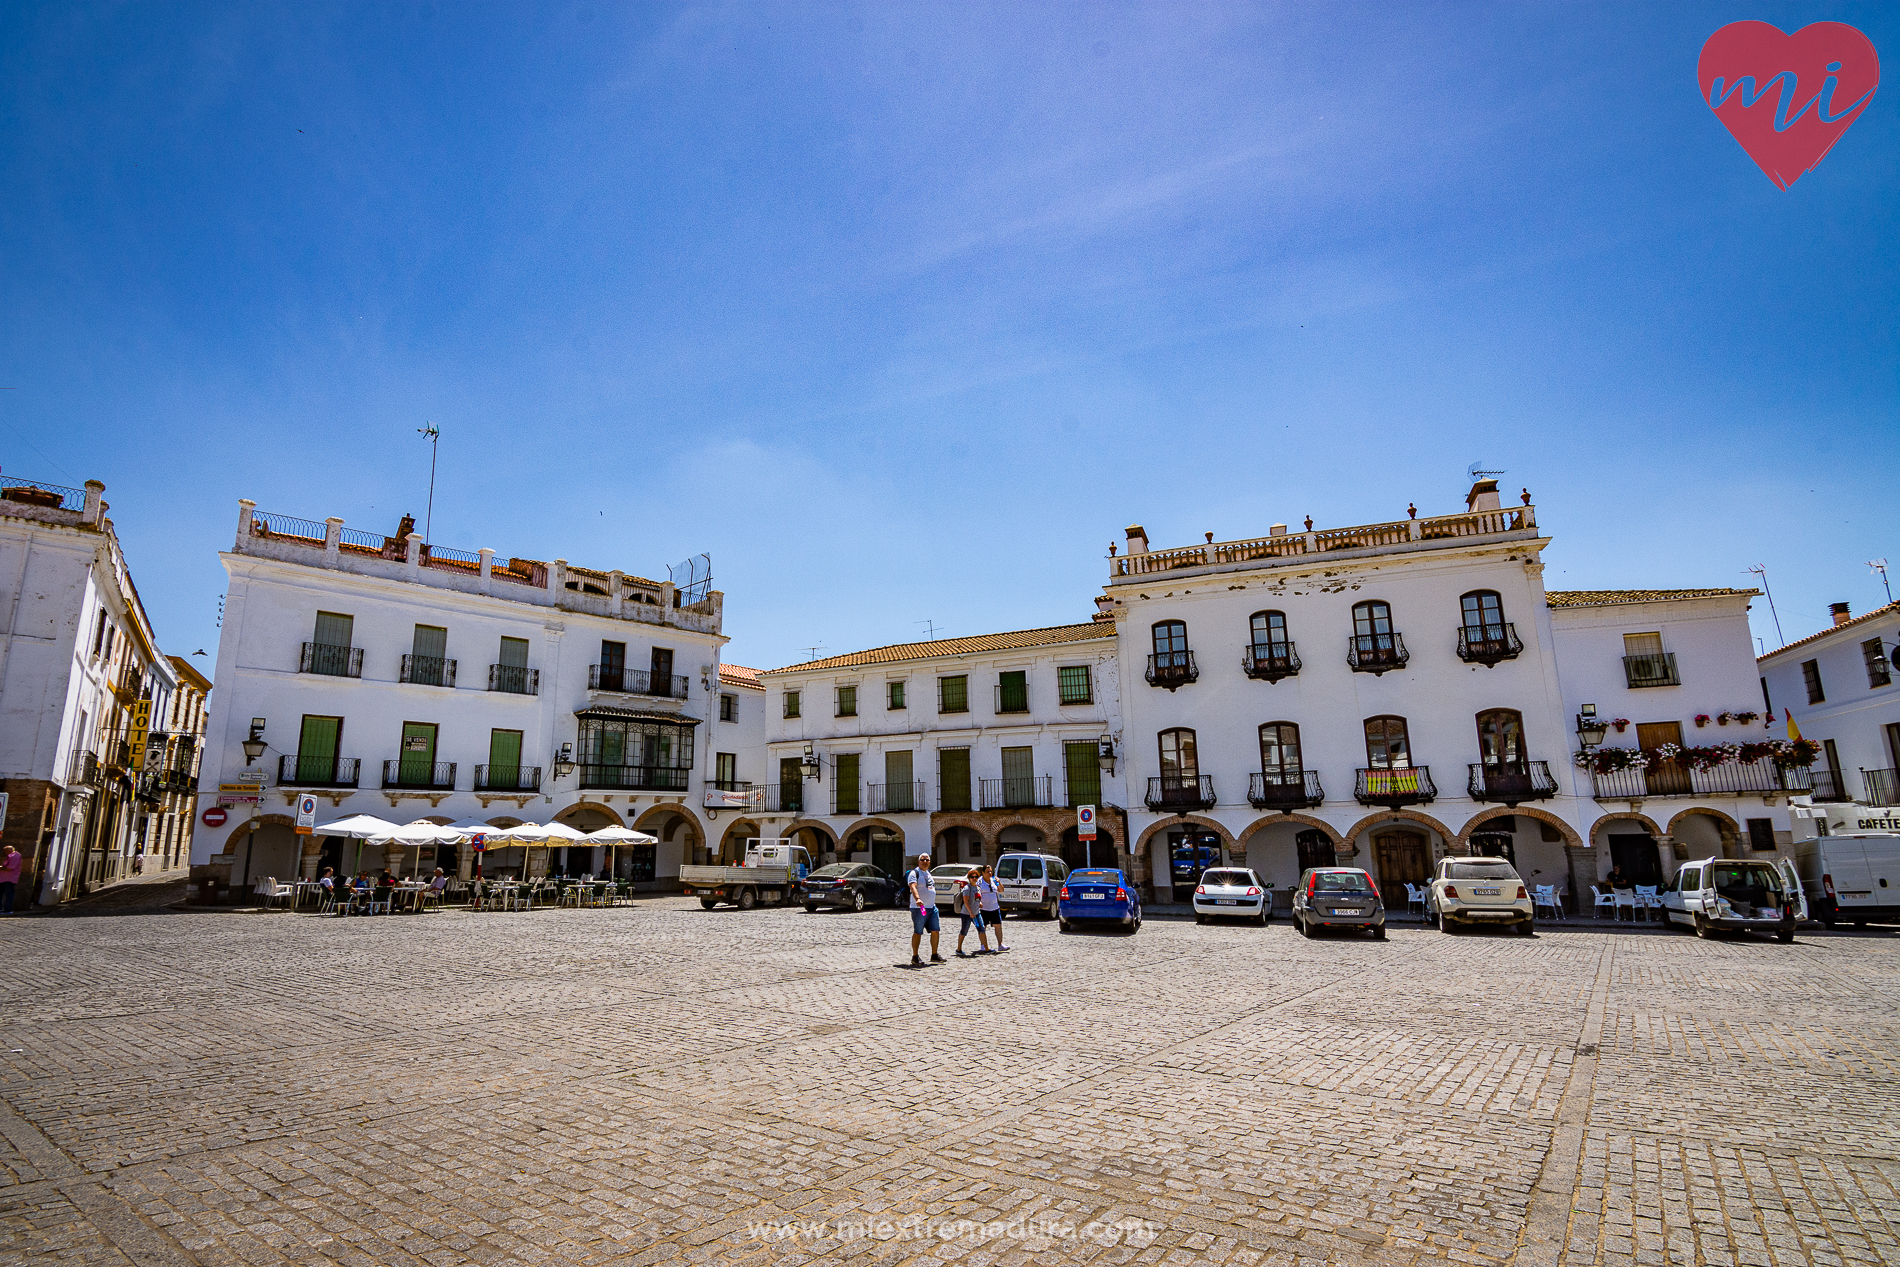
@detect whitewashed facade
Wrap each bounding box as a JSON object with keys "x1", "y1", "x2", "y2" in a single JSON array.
[
  {"x1": 0, "y1": 476, "x2": 180, "y2": 905},
  {"x1": 755, "y1": 623, "x2": 1122, "y2": 877},
  {"x1": 195, "y1": 500, "x2": 727, "y2": 889},
  {"x1": 1759, "y1": 600, "x2": 1900, "y2": 808}
]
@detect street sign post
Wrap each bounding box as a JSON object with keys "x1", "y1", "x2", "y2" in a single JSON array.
[
  {"x1": 203, "y1": 806, "x2": 228, "y2": 827},
  {"x1": 295, "y1": 794, "x2": 317, "y2": 835},
  {"x1": 1077, "y1": 804, "x2": 1096, "y2": 867}
]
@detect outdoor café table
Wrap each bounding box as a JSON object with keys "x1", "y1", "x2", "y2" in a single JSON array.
[
  {"x1": 393, "y1": 883, "x2": 429, "y2": 912},
  {"x1": 289, "y1": 880, "x2": 325, "y2": 910}
]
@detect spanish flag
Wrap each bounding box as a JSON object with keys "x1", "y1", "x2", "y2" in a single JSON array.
[{"x1": 1784, "y1": 708, "x2": 1803, "y2": 742}]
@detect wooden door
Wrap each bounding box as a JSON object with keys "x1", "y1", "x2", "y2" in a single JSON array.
[
  {"x1": 1372, "y1": 831, "x2": 1430, "y2": 906},
  {"x1": 1637, "y1": 721, "x2": 1688, "y2": 795}
]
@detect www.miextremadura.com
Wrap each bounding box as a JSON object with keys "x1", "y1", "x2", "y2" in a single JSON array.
[{"x1": 741, "y1": 1215, "x2": 1161, "y2": 1246}]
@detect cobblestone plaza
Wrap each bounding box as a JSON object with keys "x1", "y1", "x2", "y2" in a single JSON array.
[{"x1": 2, "y1": 889, "x2": 1896, "y2": 1266}]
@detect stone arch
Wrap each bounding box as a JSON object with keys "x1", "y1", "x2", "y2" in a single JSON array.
[
  {"x1": 1667, "y1": 806, "x2": 1742, "y2": 858},
  {"x1": 1456, "y1": 806, "x2": 1583, "y2": 851},
  {"x1": 228, "y1": 812, "x2": 295, "y2": 835},
  {"x1": 227, "y1": 814, "x2": 299, "y2": 885},
  {"x1": 841, "y1": 817, "x2": 907, "y2": 844},
  {"x1": 1235, "y1": 813, "x2": 1342, "y2": 848},
  {"x1": 632, "y1": 803, "x2": 703, "y2": 842},
  {"x1": 786, "y1": 820, "x2": 838, "y2": 858},
  {"x1": 556, "y1": 801, "x2": 625, "y2": 828},
  {"x1": 717, "y1": 817, "x2": 763, "y2": 861},
  {"x1": 1339, "y1": 809, "x2": 1458, "y2": 850},
  {"x1": 1133, "y1": 814, "x2": 1236, "y2": 856},
  {"x1": 931, "y1": 812, "x2": 999, "y2": 857},
  {"x1": 1588, "y1": 810, "x2": 1663, "y2": 842}
]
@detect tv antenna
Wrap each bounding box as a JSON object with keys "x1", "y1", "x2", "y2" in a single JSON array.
[
  {"x1": 798, "y1": 645, "x2": 827, "y2": 663},
  {"x1": 1467, "y1": 460, "x2": 1506, "y2": 480},
  {"x1": 1872, "y1": 558, "x2": 1892, "y2": 605},
  {"x1": 417, "y1": 424, "x2": 440, "y2": 544},
  {"x1": 1746, "y1": 564, "x2": 1784, "y2": 646},
  {"x1": 916, "y1": 619, "x2": 939, "y2": 639}
]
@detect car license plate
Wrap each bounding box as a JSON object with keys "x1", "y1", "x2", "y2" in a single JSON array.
[
  {"x1": 1082, "y1": 893, "x2": 1105, "y2": 900},
  {"x1": 1216, "y1": 899, "x2": 1236, "y2": 905},
  {"x1": 1474, "y1": 887, "x2": 1500, "y2": 896},
  {"x1": 1009, "y1": 888, "x2": 1037, "y2": 901},
  {"x1": 1330, "y1": 907, "x2": 1355, "y2": 915}
]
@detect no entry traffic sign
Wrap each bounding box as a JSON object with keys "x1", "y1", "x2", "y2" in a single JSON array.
[{"x1": 203, "y1": 806, "x2": 228, "y2": 827}]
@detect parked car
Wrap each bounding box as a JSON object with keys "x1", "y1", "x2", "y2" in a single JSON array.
[
  {"x1": 1428, "y1": 856, "x2": 1533, "y2": 934},
  {"x1": 924, "y1": 862, "x2": 983, "y2": 910},
  {"x1": 800, "y1": 863, "x2": 901, "y2": 912},
  {"x1": 1292, "y1": 867, "x2": 1386, "y2": 938},
  {"x1": 1660, "y1": 857, "x2": 1805, "y2": 941},
  {"x1": 1793, "y1": 833, "x2": 1900, "y2": 928},
  {"x1": 995, "y1": 852, "x2": 1069, "y2": 918},
  {"x1": 1057, "y1": 867, "x2": 1142, "y2": 932},
  {"x1": 1192, "y1": 867, "x2": 1268, "y2": 925}
]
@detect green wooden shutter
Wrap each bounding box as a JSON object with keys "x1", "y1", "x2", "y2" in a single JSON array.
[
  {"x1": 313, "y1": 612, "x2": 353, "y2": 646},
  {"x1": 779, "y1": 757, "x2": 804, "y2": 812},
  {"x1": 939, "y1": 748, "x2": 971, "y2": 811},
  {"x1": 998, "y1": 671, "x2": 1027, "y2": 712},
  {"x1": 399, "y1": 722, "x2": 437, "y2": 782},
  {"x1": 1001, "y1": 746, "x2": 1034, "y2": 806},
  {"x1": 499, "y1": 636, "x2": 529, "y2": 668},
  {"x1": 1064, "y1": 741, "x2": 1100, "y2": 808},
  {"x1": 488, "y1": 729, "x2": 522, "y2": 786},
  {"x1": 939, "y1": 675, "x2": 967, "y2": 713},
  {"x1": 836, "y1": 753, "x2": 860, "y2": 815},
  {"x1": 885, "y1": 750, "x2": 913, "y2": 812},
  {"x1": 297, "y1": 715, "x2": 340, "y2": 782},
  {"x1": 412, "y1": 625, "x2": 447, "y2": 658}
]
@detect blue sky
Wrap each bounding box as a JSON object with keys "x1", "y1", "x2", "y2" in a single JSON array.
[{"x1": 1, "y1": 1, "x2": 1893, "y2": 669}]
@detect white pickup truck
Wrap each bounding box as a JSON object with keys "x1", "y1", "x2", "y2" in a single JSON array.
[{"x1": 679, "y1": 841, "x2": 813, "y2": 910}]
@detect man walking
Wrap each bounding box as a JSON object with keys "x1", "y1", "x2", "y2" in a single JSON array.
[
  {"x1": 0, "y1": 844, "x2": 22, "y2": 915},
  {"x1": 977, "y1": 863, "x2": 1007, "y2": 951},
  {"x1": 907, "y1": 852, "x2": 943, "y2": 966},
  {"x1": 954, "y1": 867, "x2": 992, "y2": 957}
]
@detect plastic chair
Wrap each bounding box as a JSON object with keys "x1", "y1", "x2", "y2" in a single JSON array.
[
  {"x1": 316, "y1": 887, "x2": 337, "y2": 916},
  {"x1": 1634, "y1": 885, "x2": 1661, "y2": 922},
  {"x1": 1405, "y1": 883, "x2": 1427, "y2": 915},
  {"x1": 1534, "y1": 885, "x2": 1561, "y2": 920},
  {"x1": 1592, "y1": 886, "x2": 1616, "y2": 919},
  {"x1": 1613, "y1": 889, "x2": 1636, "y2": 922}
]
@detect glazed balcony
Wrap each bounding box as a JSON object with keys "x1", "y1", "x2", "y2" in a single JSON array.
[
  {"x1": 1456, "y1": 624, "x2": 1523, "y2": 667},
  {"x1": 981, "y1": 776, "x2": 1054, "y2": 810},
  {"x1": 475, "y1": 764, "x2": 542, "y2": 792},
  {"x1": 1347, "y1": 633, "x2": 1408, "y2": 675},
  {"x1": 381, "y1": 760, "x2": 457, "y2": 791},
  {"x1": 279, "y1": 755, "x2": 361, "y2": 789},
  {"x1": 1146, "y1": 775, "x2": 1216, "y2": 813},
  {"x1": 1353, "y1": 765, "x2": 1436, "y2": 808},
  {"x1": 1467, "y1": 761, "x2": 1557, "y2": 805},
  {"x1": 1241, "y1": 642, "x2": 1301, "y2": 683},
  {"x1": 488, "y1": 664, "x2": 540, "y2": 695},
  {"x1": 1248, "y1": 770, "x2": 1324, "y2": 811},
  {"x1": 1145, "y1": 651, "x2": 1199, "y2": 690},
  {"x1": 588, "y1": 665, "x2": 690, "y2": 699},
  {"x1": 867, "y1": 781, "x2": 927, "y2": 814},
  {"x1": 400, "y1": 654, "x2": 457, "y2": 688},
  {"x1": 301, "y1": 642, "x2": 364, "y2": 678}
]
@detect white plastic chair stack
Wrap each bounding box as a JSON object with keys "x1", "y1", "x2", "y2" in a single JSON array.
[{"x1": 1634, "y1": 884, "x2": 1661, "y2": 922}]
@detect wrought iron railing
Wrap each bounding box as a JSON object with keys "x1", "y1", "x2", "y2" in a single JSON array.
[
  {"x1": 1145, "y1": 775, "x2": 1216, "y2": 812},
  {"x1": 0, "y1": 476, "x2": 85, "y2": 511},
  {"x1": 382, "y1": 759, "x2": 457, "y2": 790},
  {"x1": 1863, "y1": 768, "x2": 1898, "y2": 806},
  {"x1": 475, "y1": 764, "x2": 542, "y2": 791},
  {"x1": 1457, "y1": 624, "x2": 1523, "y2": 666},
  {"x1": 67, "y1": 750, "x2": 98, "y2": 787},
  {"x1": 488, "y1": 664, "x2": 539, "y2": 694},
  {"x1": 337, "y1": 525, "x2": 390, "y2": 553},
  {"x1": 1589, "y1": 760, "x2": 1808, "y2": 800},
  {"x1": 981, "y1": 775, "x2": 1054, "y2": 809},
  {"x1": 422, "y1": 543, "x2": 482, "y2": 573},
  {"x1": 400, "y1": 654, "x2": 457, "y2": 687},
  {"x1": 867, "y1": 781, "x2": 927, "y2": 813},
  {"x1": 704, "y1": 780, "x2": 764, "y2": 810},
  {"x1": 1353, "y1": 766, "x2": 1436, "y2": 807},
  {"x1": 830, "y1": 784, "x2": 861, "y2": 817},
  {"x1": 1145, "y1": 651, "x2": 1198, "y2": 690},
  {"x1": 279, "y1": 754, "x2": 361, "y2": 788},
  {"x1": 577, "y1": 764, "x2": 691, "y2": 792},
  {"x1": 1347, "y1": 633, "x2": 1408, "y2": 674},
  {"x1": 588, "y1": 665, "x2": 690, "y2": 698},
  {"x1": 1807, "y1": 768, "x2": 1851, "y2": 803},
  {"x1": 1241, "y1": 642, "x2": 1300, "y2": 682},
  {"x1": 769, "y1": 783, "x2": 804, "y2": 813},
  {"x1": 251, "y1": 510, "x2": 329, "y2": 543},
  {"x1": 1622, "y1": 652, "x2": 1680, "y2": 688},
  {"x1": 1248, "y1": 770, "x2": 1324, "y2": 810},
  {"x1": 301, "y1": 643, "x2": 363, "y2": 677},
  {"x1": 1467, "y1": 761, "x2": 1557, "y2": 804}
]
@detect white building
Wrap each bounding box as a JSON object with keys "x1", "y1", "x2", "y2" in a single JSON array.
[
  {"x1": 0, "y1": 475, "x2": 180, "y2": 905},
  {"x1": 703, "y1": 662, "x2": 768, "y2": 834},
  {"x1": 1759, "y1": 599, "x2": 1900, "y2": 808},
  {"x1": 195, "y1": 499, "x2": 728, "y2": 889},
  {"x1": 1102, "y1": 481, "x2": 1806, "y2": 908},
  {"x1": 754, "y1": 622, "x2": 1121, "y2": 878}
]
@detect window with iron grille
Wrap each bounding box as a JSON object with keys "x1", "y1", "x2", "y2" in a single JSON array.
[
  {"x1": 1801, "y1": 659, "x2": 1824, "y2": 704},
  {"x1": 1746, "y1": 818, "x2": 1776, "y2": 851},
  {"x1": 1057, "y1": 664, "x2": 1092, "y2": 704},
  {"x1": 997, "y1": 670, "x2": 1028, "y2": 713},
  {"x1": 783, "y1": 690, "x2": 800, "y2": 718},
  {"x1": 836, "y1": 685, "x2": 857, "y2": 717},
  {"x1": 1063, "y1": 741, "x2": 1100, "y2": 806},
  {"x1": 720, "y1": 693, "x2": 738, "y2": 721},
  {"x1": 939, "y1": 675, "x2": 968, "y2": 713},
  {"x1": 1865, "y1": 639, "x2": 1891, "y2": 688},
  {"x1": 888, "y1": 680, "x2": 905, "y2": 709}
]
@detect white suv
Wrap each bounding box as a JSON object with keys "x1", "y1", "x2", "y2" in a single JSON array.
[
  {"x1": 995, "y1": 853, "x2": 1068, "y2": 918},
  {"x1": 1429, "y1": 856, "x2": 1534, "y2": 935}
]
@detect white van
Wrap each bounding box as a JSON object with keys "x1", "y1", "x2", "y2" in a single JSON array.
[
  {"x1": 1794, "y1": 834, "x2": 1900, "y2": 928},
  {"x1": 1659, "y1": 858, "x2": 1805, "y2": 941},
  {"x1": 995, "y1": 852, "x2": 1068, "y2": 918}
]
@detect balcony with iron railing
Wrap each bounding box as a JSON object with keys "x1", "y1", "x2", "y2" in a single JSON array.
[
  {"x1": 1347, "y1": 633, "x2": 1408, "y2": 675},
  {"x1": 1456, "y1": 624, "x2": 1524, "y2": 667},
  {"x1": 1806, "y1": 768, "x2": 1852, "y2": 803},
  {"x1": 577, "y1": 764, "x2": 691, "y2": 792},
  {"x1": 161, "y1": 768, "x2": 198, "y2": 795},
  {"x1": 769, "y1": 782, "x2": 804, "y2": 814},
  {"x1": 1145, "y1": 651, "x2": 1198, "y2": 690},
  {"x1": 588, "y1": 665, "x2": 690, "y2": 699},
  {"x1": 1622, "y1": 652, "x2": 1680, "y2": 688},
  {"x1": 1861, "y1": 768, "x2": 1897, "y2": 805},
  {"x1": 68, "y1": 750, "x2": 101, "y2": 787},
  {"x1": 301, "y1": 643, "x2": 364, "y2": 678},
  {"x1": 1589, "y1": 760, "x2": 1808, "y2": 800},
  {"x1": 488, "y1": 664, "x2": 540, "y2": 695},
  {"x1": 1241, "y1": 642, "x2": 1300, "y2": 683},
  {"x1": 1146, "y1": 775, "x2": 1216, "y2": 813},
  {"x1": 704, "y1": 780, "x2": 765, "y2": 810},
  {"x1": 1467, "y1": 761, "x2": 1557, "y2": 805},
  {"x1": 1, "y1": 476, "x2": 87, "y2": 512},
  {"x1": 279, "y1": 754, "x2": 361, "y2": 788},
  {"x1": 382, "y1": 759, "x2": 457, "y2": 791},
  {"x1": 135, "y1": 773, "x2": 163, "y2": 804},
  {"x1": 475, "y1": 764, "x2": 542, "y2": 792},
  {"x1": 1248, "y1": 770, "x2": 1325, "y2": 811},
  {"x1": 867, "y1": 781, "x2": 927, "y2": 814},
  {"x1": 1354, "y1": 765, "x2": 1437, "y2": 808},
  {"x1": 400, "y1": 654, "x2": 457, "y2": 688},
  {"x1": 981, "y1": 775, "x2": 1055, "y2": 809}
]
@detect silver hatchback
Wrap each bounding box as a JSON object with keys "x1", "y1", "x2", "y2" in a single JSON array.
[{"x1": 1293, "y1": 867, "x2": 1387, "y2": 939}]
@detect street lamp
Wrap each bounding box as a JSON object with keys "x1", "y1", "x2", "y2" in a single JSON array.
[
  {"x1": 801, "y1": 744, "x2": 822, "y2": 780},
  {"x1": 552, "y1": 742, "x2": 575, "y2": 778},
  {"x1": 241, "y1": 718, "x2": 267, "y2": 766},
  {"x1": 1576, "y1": 704, "x2": 1608, "y2": 750},
  {"x1": 1096, "y1": 734, "x2": 1117, "y2": 775}
]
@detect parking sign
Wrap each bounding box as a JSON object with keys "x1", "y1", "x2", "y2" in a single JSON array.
[
  {"x1": 1077, "y1": 804, "x2": 1096, "y2": 840},
  {"x1": 295, "y1": 794, "x2": 317, "y2": 835}
]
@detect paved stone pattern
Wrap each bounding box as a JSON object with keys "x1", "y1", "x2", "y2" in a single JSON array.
[{"x1": 0, "y1": 895, "x2": 1895, "y2": 1267}]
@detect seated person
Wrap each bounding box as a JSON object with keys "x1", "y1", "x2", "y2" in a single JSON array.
[
  {"x1": 377, "y1": 870, "x2": 396, "y2": 890},
  {"x1": 428, "y1": 868, "x2": 449, "y2": 893}
]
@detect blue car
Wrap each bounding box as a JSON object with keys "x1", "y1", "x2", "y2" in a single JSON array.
[{"x1": 1057, "y1": 868, "x2": 1142, "y2": 933}]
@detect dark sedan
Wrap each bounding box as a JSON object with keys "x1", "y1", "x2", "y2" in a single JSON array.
[{"x1": 800, "y1": 863, "x2": 900, "y2": 912}]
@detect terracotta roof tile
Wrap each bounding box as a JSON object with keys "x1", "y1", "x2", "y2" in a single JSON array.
[
  {"x1": 761, "y1": 622, "x2": 1114, "y2": 675},
  {"x1": 719, "y1": 663, "x2": 765, "y2": 690},
  {"x1": 1545, "y1": 588, "x2": 1758, "y2": 609},
  {"x1": 1758, "y1": 601, "x2": 1900, "y2": 661}
]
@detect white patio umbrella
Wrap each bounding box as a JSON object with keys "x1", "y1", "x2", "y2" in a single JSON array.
[
  {"x1": 585, "y1": 825, "x2": 658, "y2": 882},
  {"x1": 381, "y1": 821, "x2": 469, "y2": 877},
  {"x1": 482, "y1": 821, "x2": 589, "y2": 878},
  {"x1": 314, "y1": 814, "x2": 402, "y2": 877}
]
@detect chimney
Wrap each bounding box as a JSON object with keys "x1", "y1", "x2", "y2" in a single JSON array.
[
  {"x1": 1465, "y1": 479, "x2": 1501, "y2": 512},
  {"x1": 1092, "y1": 595, "x2": 1116, "y2": 623},
  {"x1": 397, "y1": 513, "x2": 416, "y2": 539},
  {"x1": 1830, "y1": 601, "x2": 1852, "y2": 626},
  {"x1": 1125, "y1": 524, "x2": 1148, "y2": 555}
]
